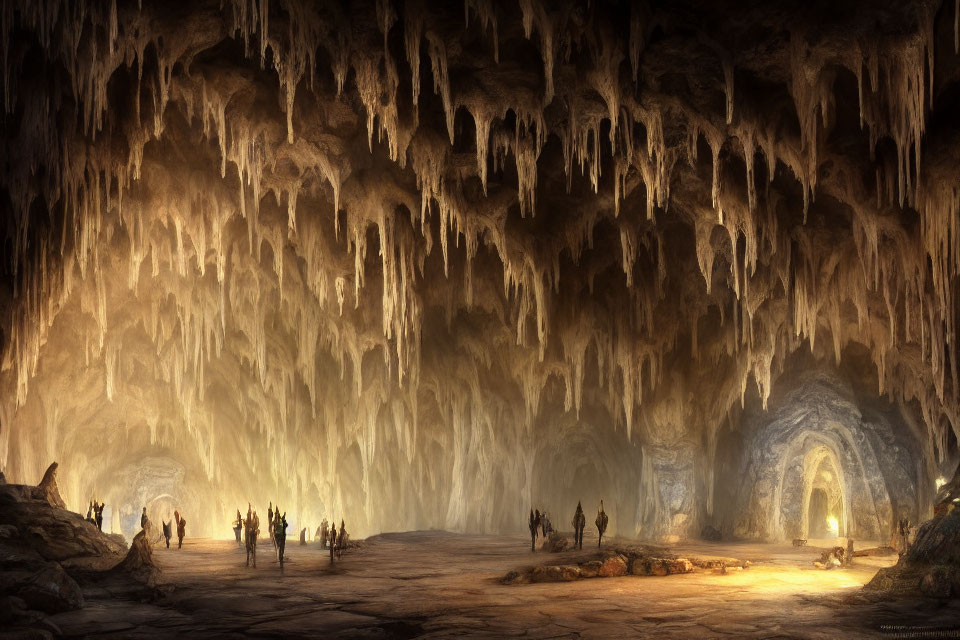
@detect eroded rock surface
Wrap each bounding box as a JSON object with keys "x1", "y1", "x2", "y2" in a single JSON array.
[{"x1": 0, "y1": 0, "x2": 957, "y2": 546}]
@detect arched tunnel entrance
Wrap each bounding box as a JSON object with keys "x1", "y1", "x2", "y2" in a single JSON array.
[
  {"x1": 804, "y1": 450, "x2": 845, "y2": 539},
  {"x1": 714, "y1": 363, "x2": 931, "y2": 545}
]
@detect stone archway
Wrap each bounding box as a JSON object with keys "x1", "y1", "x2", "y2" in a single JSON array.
[
  {"x1": 732, "y1": 369, "x2": 908, "y2": 542},
  {"x1": 801, "y1": 447, "x2": 847, "y2": 538}
]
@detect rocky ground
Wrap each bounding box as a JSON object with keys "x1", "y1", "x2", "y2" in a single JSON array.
[{"x1": 5, "y1": 530, "x2": 950, "y2": 639}]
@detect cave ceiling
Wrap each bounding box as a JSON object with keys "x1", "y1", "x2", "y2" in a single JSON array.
[{"x1": 0, "y1": 0, "x2": 958, "y2": 536}]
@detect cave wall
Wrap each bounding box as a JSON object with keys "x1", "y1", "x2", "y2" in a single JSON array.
[
  {"x1": 723, "y1": 365, "x2": 928, "y2": 542},
  {"x1": 0, "y1": 0, "x2": 958, "y2": 540}
]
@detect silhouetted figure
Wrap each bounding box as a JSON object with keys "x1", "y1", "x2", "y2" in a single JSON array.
[
  {"x1": 140, "y1": 507, "x2": 148, "y2": 530},
  {"x1": 542, "y1": 512, "x2": 553, "y2": 536},
  {"x1": 95, "y1": 501, "x2": 104, "y2": 531},
  {"x1": 245, "y1": 509, "x2": 259, "y2": 567},
  {"x1": 162, "y1": 520, "x2": 172, "y2": 548},
  {"x1": 338, "y1": 520, "x2": 346, "y2": 559},
  {"x1": 276, "y1": 512, "x2": 288, "y2": 566},
  {"x1": 86, "y1": 502, "x2": 95, "y2": 525},
  {"x1": 897, "y1": 518, "x2": 911, "y2": 555},
  {"x1": 329, "y1": 526, "x2": 337, "y2": 562},
  {"x1": 268, "y1": 502, "x2": 276, "y2": 549},
  {"x1": 319, "y1": 519, "x2": 329, "y2": 548},
  {"x1": 528, "y1": 509, "x2": 541, "y2": 552},
  {"x1": 596, "y1": 500, "x2": 609, "y2": 548},
  {"x1": 175, "y1": 510, "x2": 186, "y2": 549},
  {"x1": 234, "y1": 509, "x2": 243, "y2": 546},
  {"x1": 300, "y1": 528, "x2": 307, "y2": 545},
  {"x1": 572, "y1": 502, "x2": 586, "y2": 550}
]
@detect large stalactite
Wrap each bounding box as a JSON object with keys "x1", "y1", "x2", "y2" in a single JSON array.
[{"x1": 0, "y1": 0, "x2": 958, "y2": 540}]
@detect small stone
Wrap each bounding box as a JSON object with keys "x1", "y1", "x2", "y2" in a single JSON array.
[{"x1": 500, "y1": 570, "x2": 524, "y2": 585}]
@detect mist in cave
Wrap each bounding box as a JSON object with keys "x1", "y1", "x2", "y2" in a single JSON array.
[{"x1": 1, "y1": 0, "x2": 960, "y2": 637}]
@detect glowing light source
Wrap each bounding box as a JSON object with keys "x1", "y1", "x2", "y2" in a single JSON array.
[
  {"x1": 826, "y1": 515, "x2": 839, "y2": 536},
  {"x1": 936, "y1": 476, "x2": 947, "y2": 490}
]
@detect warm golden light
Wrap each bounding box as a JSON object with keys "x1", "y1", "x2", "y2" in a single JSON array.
[
  {"x1": 936, "y1": 476, "x2": 947, "y2": 490},
  {"x1": 826, "y1": 516, "x2": 839, "y2": 536}
]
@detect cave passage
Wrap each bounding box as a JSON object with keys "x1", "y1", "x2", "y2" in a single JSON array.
[{"x1": 1, "y1": 0, "x2": 960, "y2": 637}]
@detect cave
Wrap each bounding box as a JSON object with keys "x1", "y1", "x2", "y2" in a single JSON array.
[{"x1": 2, "y1": 0, "x2": 960, "y2": 637}]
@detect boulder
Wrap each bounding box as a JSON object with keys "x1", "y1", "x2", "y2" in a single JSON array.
[
  {"x1": 0, "y1": 484, "x2": 126, "y2": 569},
  {"x1": 16, "y1": 563, "x2": 83, "y2": 613},
  {"x1": 630, "y1": 556, "x2": 694, "y2": 576},
  {"x1": 541, "y1": 532, "x2": 568, "y2": 553},
  {"x1": 867, "y1": 508, "x2": 960, "y2": 596},
  {"x1": 110, "y1": 530, "x2": 162, "y2": 588},
  {"x1": 530, "y1": 565, "x2": 565, "y2": 583},
  {"x1": 560, "y1": 565, "x2": 581, "y2": 581},
  {"x1": 579, "y1": 560, "x2": 602, "y2": 578},
  {"x1": 920, "y1": 568, "x2": 953, "y2": 598},
  {"x1": 669, "y1": 558, "x2": 694, "y2": 574},
  {"x1": 598, "y1": 555, "x2": 627, "y2": 577}
]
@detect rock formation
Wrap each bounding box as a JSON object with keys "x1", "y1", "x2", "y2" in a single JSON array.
[
  {"x1": 0, "y1": 463, "x2": 156, "y2": 636},
  {"x1": 0, "y1": 0, "x2": 957, "y2": 544},
  {"x1": 867, "y1": 507, "x2": 960, "y2": 596}
]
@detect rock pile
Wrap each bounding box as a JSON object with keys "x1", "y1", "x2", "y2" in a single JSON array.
[
  {"x1": 0, "y1": 463, "x2": 156, "y2": 636},
  {"x1": 502, "y1": 549, "x2": 697, "y2": 584},
  {"x1": 866, "y1": 508, "x2": 960, "y2": 598}
]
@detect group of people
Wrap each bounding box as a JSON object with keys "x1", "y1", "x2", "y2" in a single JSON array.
[
  {"x1": 235, "y1": 504, "x2": 349, "y2": 568},
  {"x1": 161, "y1": 511, "x2": 187, "y2": 549},
  {"x1": 138, "y1": 506, "x2": 187, "y2": 549},
  {"x1": 318, "y1": 518, "x2": 348, "y2": 562},
  {"x1": 85, "y1": 500, "x2": 105, "y2": 531},
  {"x1": 529, "y1": 500, "x2": 608, "y2": 551}
]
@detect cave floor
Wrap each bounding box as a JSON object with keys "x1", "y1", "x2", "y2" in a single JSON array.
[{"x1": 47, "y1": 531, "x2": 960, "y2": 639}]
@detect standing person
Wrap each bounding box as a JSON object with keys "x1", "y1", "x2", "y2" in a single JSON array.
[
  {"x1": 175, "y1": 510, "x2": 186, "y2": 549},
  {"x1": 572, "y1": 502, "x2": 586, "y2": 550},
  {"x1": 245, "y1": 509, "x2": 259, "y2": 567},
  {"x1": 528, "y1": 510, "x2": 540, "y2": 552},
  {"x1": 141, "y1": 507, "x2": 149, "y2": 530},
  {"x1": 329, "y1": 525, "x2": 337, "y2": 562},
  {"x1": 320, "y1": 519, "x2": 329, "y2": 548},
  {"x1": 595, "y1": 500, "x2": 609, "y2": 548},
  {"x1": 276, "y1": 512, "x2": 288, "y2": 566},
  {"x1": 86, "y1": 502, "x2": 95, "y2": 525},
  {"x1": 267, "y1": 503, "x2": 275, "y2": 550},
  {"x1": 234, "y1": 510, "x2": 243, "y2": 546},
  {"x1": 162, "y1": 519, "x2": 172, "y2": 548},
  {"x1": 338, "y1": 520, "x2": 346, "y2": 559}
]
